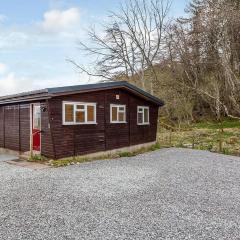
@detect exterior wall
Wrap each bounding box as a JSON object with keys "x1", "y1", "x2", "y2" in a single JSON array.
[
  {"x1": 105, "y1": 89, "x2": 130, "y2": 150},
  {"x1": 4, "y1": 105, "x2": 20, "y2": 151},
  {"x1": 0, "y1": 106, "x2": 4, "y2": 147},
  {"x1": 129, "y1": 95, "x2": 159, "y2": 145},
  {"x1": 48, "y1": 91, "x2": 106, "y2": 159},
  {"x1": 19, "y1": 104, "x2": 30, "y2": 152},
  {"x1": 0, "y1": 88, "x2": 159, "y2": 159},
  {"x1": 0, "y1": 102, "x2": 54, "y2": 157},
  {"x1": 48, "y1": 89, "x2": 159, "y2": 159},
  {"x1": 0, "y1": 104, "x2": 30, "y2": 152},
  {"x1": 40, "y1": 102, "x2": 55, "y2": 158}
]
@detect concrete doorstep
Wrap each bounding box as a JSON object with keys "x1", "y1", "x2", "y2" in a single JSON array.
[
  {"x1": 6, "y1": 160, "x2": 51, "y2": 170},
  {"x1": 0, "y1": 148, "x2": 50, "y2": 170},
  {"x1": 0, "y1": 154, "x2": 19, "y2": 162}
]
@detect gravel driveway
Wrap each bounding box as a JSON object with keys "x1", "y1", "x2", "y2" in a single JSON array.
[{"x1": 1, "y1": 148, "x2": 240, "y2": 240}]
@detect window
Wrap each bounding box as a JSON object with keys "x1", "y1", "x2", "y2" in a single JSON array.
[
  {"x1": 65, "y1": 104, "x2": 74, "y2": 122},
  {"x1": 137, "y1": 106, "x2": 149, "y2": 125},
  {"x1": 110, "y1": 104, "x2": 126, "y2": 123},
  {"x1": 33, "y1": 105, "x2": 41, "y2": 129},
  {"x1": 63, "y1": 102, "x2": 97, "y2": 125}
]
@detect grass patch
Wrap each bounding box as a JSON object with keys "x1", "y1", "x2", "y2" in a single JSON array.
[
  {"x1": 28, "y1": 154, "x2": 48, "y2": 162},
  {"x1": 119, "y1": 152, "x2": 136, "y2": 157},
  {"x1": 194, "y1": 118, "x2": 240, "y2": 129},
  {"x1": 158, "y1": 119, "x2": 240, "y2": 156},
  {"x1": 149, "y1": 142, "x2": 161, "y2": 151},
  {"x1": 49, "y1": 143, "x2": 161, "y2": 167}
]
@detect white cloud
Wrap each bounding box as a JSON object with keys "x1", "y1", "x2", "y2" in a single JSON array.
[
  {"x1": 0, "y1": 31, "x2": 30, "y2": 49},
  {"x1": 41, "y1": 8, "x2": 81, "y2": 33},
  {"x1": 0, "y1": 65, "x2": 32, "y2": 95},
  {"x1": 0, "y1": 72, "x2": 32, "y2": 96},
  {"x1": 0, "y1": 7, "x2": 84, "y2": 51},
  {"x1": 0, "y1": 7, "x2": 93, "y2": 96},
  {"x1": 0, "y1": 62, "x2": 100, "y2": 96},
  {"x1": 0, "y1": 63, "x2": 8, "y2": 74}
]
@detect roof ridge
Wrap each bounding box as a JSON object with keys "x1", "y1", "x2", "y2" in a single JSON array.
[
  {"x1": 0, "y1": 81, "x2": 164, "y2": 106},
  {"x1": 0, "y1": 88, "x2": 48, "y2": 101}
]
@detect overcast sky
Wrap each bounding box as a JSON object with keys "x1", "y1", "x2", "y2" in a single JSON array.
[{"x1": 0, "y1": 0, "x2": 189, "y2": 96}]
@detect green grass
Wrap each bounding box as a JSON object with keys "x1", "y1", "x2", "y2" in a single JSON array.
[
  {"x1": 194, "y1": 118, "x2": 240, "y2": 129},
  {"x1": 158, "y1": 119, "x2": 240, "y2": 157},
  {"x1": 119, "y1": 152, "x2": 136, "y2": 157},
  {"x1": 28, "y1": 154, "x2": 48, "y2": 162},
  {"x1": 49, "y1": 143, "x2": 161, "y2": 167}
]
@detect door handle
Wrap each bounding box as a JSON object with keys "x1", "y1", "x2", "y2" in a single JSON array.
[{"x1": 32, "y1": 130, "x2": 42, "y2": 135}]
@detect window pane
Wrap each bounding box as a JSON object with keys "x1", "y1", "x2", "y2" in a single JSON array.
[
  {"x1": 77, "y1": 105, "x2": 85, "y2": 110},
  {"x1": 144, "y1": 108, "x2": 149, "y2": 123},
  {"x1": 138, "y1": 112, "x2": 143, "y2": 124},
  {"x1": 76, "y1": 111, "x2": 85, "y2": 123},
  {"x1": 112, "y1": 107, "x2": 118, "y2": 121},
  {"x1": 87, "y1": 105, "x2": 95, "y2": 122},
  {"x1": 65, "y1": 104, "x2": 74, "y2": 122},
  {"x1": 118, "y1": 112, "x2": 125, "y2": 122},
  {"x1": 119, "y1": 107, "x2": 125, "y2": 112},
  {"x1": 138, "y1": 107, "x2": 143, "y2": 113},
  {"x1": 33, "y1": 106, "x2": 41, "y2": 129}
]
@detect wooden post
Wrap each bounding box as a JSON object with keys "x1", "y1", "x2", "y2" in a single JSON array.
[
  {"x1": 192, "y1": 134, "x2": 195, "y2": 149},
  {"x1": 169, "y1": 129, "x2": 172, "y2": 146},
  {"x1": 219, "y1": 138, "x2": 223, "y2": 152},
  {"x1": 219, "y1": 128, "x2": 224, "y2": 152},
  {"x1": 218, "y1": 118, "x2": 224, "y2": 153}
]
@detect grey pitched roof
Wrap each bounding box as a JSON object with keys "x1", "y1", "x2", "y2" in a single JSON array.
[{"x1": 0, "y1": 81, "x2": 164, "y2": 106}]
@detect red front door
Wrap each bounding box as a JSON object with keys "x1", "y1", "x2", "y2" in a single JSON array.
[{"x1": 32, "y1": 104, "x2": 41, "y2": 152}]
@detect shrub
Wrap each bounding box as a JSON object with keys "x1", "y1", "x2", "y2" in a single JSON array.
[
  {"x1": 222, "y1": 148, "x2": 230, "y2": 155},
  {"x1": 149, "y1": 142, "x2": 161, "y2": 151},
  {"x1": 118, "y1": 152, "x2": 136, "y2": 157},
  {"x1": 206, "y1": 143, "x2": 213, "y2": 151},
  {"x1": 29, "y1": 154, "x2": 47, "y2": 162}
]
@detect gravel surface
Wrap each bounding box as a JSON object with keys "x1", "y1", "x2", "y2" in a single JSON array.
[{"x1": 1, "y1": 148, "x2": 240, "y2": 240}]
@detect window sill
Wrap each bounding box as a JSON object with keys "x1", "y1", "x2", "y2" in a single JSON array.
[
  {"x1": 137, "y1": 123, "x2": 150, "y2": 126},
  {"x1": 63, "y1": 122, "x2": 97, "y2": 125},
  {"x1": 110, "y1": 121, "x2": 128, "y2": 124}
]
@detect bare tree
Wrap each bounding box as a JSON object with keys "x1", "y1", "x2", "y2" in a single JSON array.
[
  {"x1": 68, "y1": 0, "x2": 240, "y2": 123},
  {"x1": 69, "y1": 0, "x2": 171, "y2": 94},
  {"x1": 167, "y1": 0, "x2": 240, "y2": 120}
]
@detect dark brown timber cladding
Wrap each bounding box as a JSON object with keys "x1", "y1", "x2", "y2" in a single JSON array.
[
  {"x1": 105, "y1": 89, "x2": 130, "y2": 150},
  {"x1": 0, "y1": 104, "x2": 31, "y2": 152},
  {"x1": 19, "y1": 104, "x2": 30, "y2": 152},
  {"x1": 4, "y1": 105, "x2": 20, "y2": 151},
  {"x1": 40, "y1": 102, "x2": 55, "y2": 158},
  {"x1": 48, "y1": 92, "x2": 106, "y2": 159},
  {"x1": 48, "y1": 89, "x2": 159, "y2": 159},
  {"x1": 0, "y1": 106, "x2": 4, "y2": 147},
  {"x1": 0, "y1": 102, "x2": 54, "y2": 154},
  {"x1": 129, "y1": 95, "x2": 159, "y2": 145}
]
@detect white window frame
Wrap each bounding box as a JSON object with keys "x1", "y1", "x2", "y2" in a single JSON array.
[
  {"x1": 137, "y1": 106, "x2": 150, "y2": 125},
  {"x1": 62, "y1": 101, "x2": 97, "y2": 125},
  {"x1": 110, "y1": 104, "x2": 127, "y2": 123}
]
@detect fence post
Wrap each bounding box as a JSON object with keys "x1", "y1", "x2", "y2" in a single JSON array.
[
  {"x1": 169, "y1": 129, "x2": 172, "y2": 146},
  {"x1": 219, "y1": 139, "x2": 223, "y2": 152},
  {"x1": 219, "y1": 128, "x2": 224, "y2": 152},
  {"x1": 192, "y1": 134, "x2": 195, "y2": 149}
]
